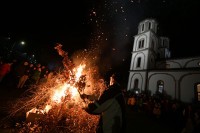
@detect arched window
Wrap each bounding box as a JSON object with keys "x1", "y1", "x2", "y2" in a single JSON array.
[
  {"x1": 148, "y1": 22, "x2": 151, "y2": 30},
  {"x1": 197, "y1": 84, "x2": 200, "y2": 101},
  {"x1": 138, "y1": 39, "x2": 145, "y2": 49},
  {"x1": 136, "y1": 57, "x2": 141, "y2": 68},
  {"x1": 133, "y1": 79, "x2": 140, "y2": 94},
  {"x1": 134, "y1": 79, "x2": 139, "y2": 89},
  {"x1": 157, "y1": 80, "x2": 164, "y2": 93},
  {"x1": 151, "y1": 40, "x2": 155, "y2": 49}
]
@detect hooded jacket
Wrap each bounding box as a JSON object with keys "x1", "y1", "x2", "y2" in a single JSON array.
[{"x1": 85, "y1": 83, "x2": 126, "y2": 133}]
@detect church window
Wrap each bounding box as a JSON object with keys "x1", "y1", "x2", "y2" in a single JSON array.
[
  {"x1": 161, "y1": 40, "x2": 163, "y2": 47},
  {"x1": 142, "y1": 24, "x2": 144, "y2": 31},
  {"x1": 197, "y1": 84, "x2": 200, "y2": 101},
  {"x1": 136, "y1": 57, "x2": 141, "y2": 68},
  {"x1": 152, "y1": 40, "x2": 155, "y2": 49},
  {"x1": 133, "y1": 79, "x2": 140, "y2": 94},
  {"x1": 138, "y1": 39, "x2": 145, "y2": 49},
  {"x1": 134, "y1": 79, "x2": 139, "y2": 89},
  {"x1": 157, "y1": 80, "x2": 164, "y2": 93},
  {"x1": 148, "y1": 22, "x2": 151, "y2": 30},
  {"x1": 163, "y1": 40, "x2": 165, "y2": 47},
  {"x1": 162, "y1": 39, "x2": 167, "y2": 47}
]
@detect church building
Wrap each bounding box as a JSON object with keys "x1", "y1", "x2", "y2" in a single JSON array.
[{"x1": 127, "y1": 18, "x2": 200, "y2": 103}]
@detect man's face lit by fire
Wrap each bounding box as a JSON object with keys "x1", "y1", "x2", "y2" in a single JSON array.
[{"x1": 110, "y1": 76, "x2": 114, "y2": 86}]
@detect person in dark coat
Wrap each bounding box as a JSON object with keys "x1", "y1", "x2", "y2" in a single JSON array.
[{"x1": 81, "y1": 73, "x2": 126, "y2": 133}]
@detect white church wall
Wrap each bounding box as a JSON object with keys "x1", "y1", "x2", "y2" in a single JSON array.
[
  {"x1": 127, "y1": 72, "x2": 146, "y2": 92},
  {"x1": 138, "y1": 19, "x2": 158, "y2": 34},
  {"x1": 159, "y1": 57, "x2": 200, "y2": 69},
  {"x1": 184, "y1": 58, "x2": 200, "y2": 68},
  {"x1": 179, "y1": 73, "x2": 200, "y2": 103},
  {"x1": 148, "y1": 71, "x2": 200, "y2": 102},
  {"x1": 131, "y1": 51, "x2": 149, "y2": 70},
  {"x1": 148, "y1": 73, "x2": 176, "y2": 99},
  {"x1": 149, "y1": 53, "x2": 156, "y2": 68},
  {"x1": 156, "y1": 61, "x2": 182, "y2": 69},
  {"x1": 134, "y1": 53, "x2": 145, "y2": 70},
  {"x1": 133, "y1": 32, "x2": 150, "y2": 51},
  {"x1": 150, "y1": 33, "x2": 159, "y2": 51}
]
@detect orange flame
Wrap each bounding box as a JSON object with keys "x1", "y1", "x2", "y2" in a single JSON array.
[
  {"x1": 27, "y1": 64, "x2": 87, "y2": 116},
  {"x1": 52, "y1": 83, "x2": 69, "y2": 103},
  {"x1": 74, "y1": 64, "x2": 86, "y2": 81}
]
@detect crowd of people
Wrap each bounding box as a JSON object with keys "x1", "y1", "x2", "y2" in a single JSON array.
[
  {"x1": 126, "y1": 90, "x2": 200, "y2": 133},
  {"x1": 0, "y1": 58, "x2": 54, "y2": 89}
]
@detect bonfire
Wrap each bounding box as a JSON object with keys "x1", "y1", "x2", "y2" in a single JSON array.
[{"x1": 4, "y1": 43, "x2": 106, "y2": 133}]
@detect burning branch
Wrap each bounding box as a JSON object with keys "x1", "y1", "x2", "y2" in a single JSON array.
[{"x1": 54, "y1": 43, "x2": 75, "y2": 78}]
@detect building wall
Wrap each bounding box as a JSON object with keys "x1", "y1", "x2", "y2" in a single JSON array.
[
  {"x1": 130, "y1": 52, "x2": 148, "y2": 70},
  {"x1": 148, "y1": 70, "x2": 200, "y2": 103},
  {"x1": 133, "y1": 32, "x2": 150, "y2": 51},
  {"x1": 179, "y1": 73, "x2": 200, "y2": 103},
  {"x1": 156, "y1": 57, "x2": 200, "y2": 69},
  {"x1": 127, "y1": 71, "x2": 147, "y2": 92},
  {"x1": 148, "y1": 72, "x2": 176, "y2": 99}
]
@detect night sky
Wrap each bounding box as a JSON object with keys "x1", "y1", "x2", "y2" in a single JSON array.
[{"x1": 0, "y1": 0, "x2": 200, "y2": 78}]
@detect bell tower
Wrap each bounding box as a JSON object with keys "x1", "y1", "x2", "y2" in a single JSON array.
[{"x1": 127, "y1": 18, "x2": 159, "y2": 92}]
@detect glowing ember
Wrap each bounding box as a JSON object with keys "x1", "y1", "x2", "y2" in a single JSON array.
[
  {"x1": 52, "y1": 83, "x2": 69, "y2": 103},
  {"x1": 74, "y1": 64, "x2": 86, "y2": 81},
  {"x1": 44, "y1": 104, "x2": 52, "y2": 113},
  {"x1": 70, "y1": 87, "x2": 79, "y2": 98}
]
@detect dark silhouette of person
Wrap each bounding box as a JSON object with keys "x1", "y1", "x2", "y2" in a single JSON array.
[{"x1": 81, "y1": 73, "x2": 126, "y2": 133}]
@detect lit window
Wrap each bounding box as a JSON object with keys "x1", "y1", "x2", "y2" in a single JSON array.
[
  {"x1": 158, "y1": 85, "x2": 163, "y2": 93},
  {"x1": 157, "y1": 80, "x2": 164, "y2": 93},
  {"x1": 197, "y1": 84, "x2": 200, "y2": 101},
  {"x1": 142, "y1": 24, "x2": 144, "y2": 31}
]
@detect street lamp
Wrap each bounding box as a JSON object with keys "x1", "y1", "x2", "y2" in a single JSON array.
[
  {"x1": 21, "y1": 41, "x2": 25, "y2": 45},
  {"x1": 11, "y1": 41, "x2": 25, "y2": 50},
  {"x1": 8, "y1": 41, "x2": 26, "y2": 58}
]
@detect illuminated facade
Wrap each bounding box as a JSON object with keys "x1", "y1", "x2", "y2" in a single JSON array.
[{"x1": 127, "y1": 18, "x2": 200, "y2": 103}]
